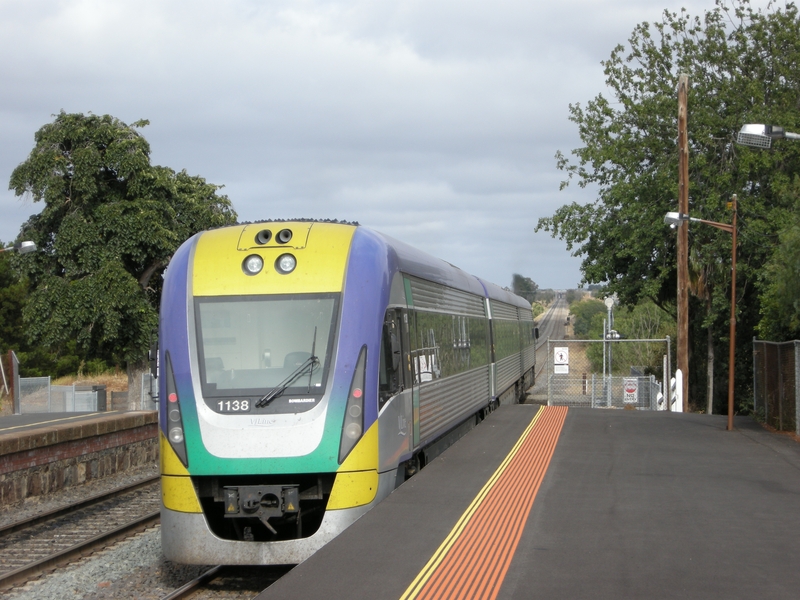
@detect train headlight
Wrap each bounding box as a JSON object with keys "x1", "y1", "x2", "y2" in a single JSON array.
[
  {"x1": 169, "y1": 427, "x2": 185, "y2": 444},
  {"x1": 243, "y1": 254, "x2": 264, "y2": 275},
  {"x1": 339, "y1": 346, "x2": 367, "y2": 463},
  {"x1": 275, "y1": 253, "x2": 297, "y2": 274},
  {"x1": 345, "y1": 422, "x2": 362, "y2": 439}
]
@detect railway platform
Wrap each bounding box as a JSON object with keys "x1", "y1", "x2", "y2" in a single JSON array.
[
  {"x1": 0, "y1": 411, "x2": 158, "y2": 507},
  {"x1": 257, "y1": 405, "x2": 800, "y2": 599}
]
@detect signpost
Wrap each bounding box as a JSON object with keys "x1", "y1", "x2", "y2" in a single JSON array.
[
  {"x1": 623, "y1": 378, "x2": 638, "y2": 404},
  {"x1": 554, "y1": 347, "x2": 569, "y2": 374}
]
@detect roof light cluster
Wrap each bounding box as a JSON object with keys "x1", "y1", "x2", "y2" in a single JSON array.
[{"x1": 241, "y1": 228, "x2": 297, "y2": 276}]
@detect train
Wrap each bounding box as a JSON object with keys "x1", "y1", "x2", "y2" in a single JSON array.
[{"x1": 158, "y1": 220, "x2": 537, "y2": 565}]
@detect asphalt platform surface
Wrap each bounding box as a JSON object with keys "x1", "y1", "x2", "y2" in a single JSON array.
[
  {"x1": 258, "y1": 406, "x2": 800, "y2": 599},
  {"x1": 0, "y1": 411, "x2": 117, "y2": 434}
]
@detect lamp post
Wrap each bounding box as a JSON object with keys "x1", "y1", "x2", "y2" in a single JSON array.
[
  {"x1": 737, "y1": 124, "x2": 800, "y2": 149},
  {"x1": 0, "y1": 241, "x2": 36, "y2": 254},
  {"x1": 664, "y1": 196, "x2": 737, "y2": 431}
]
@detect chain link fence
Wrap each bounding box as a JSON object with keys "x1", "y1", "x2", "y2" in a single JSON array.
[
  {"x1": 545, "y1": 339, "x2": 671, "y2": 410},
  {"x1": 753, "y1": 339, "x2": 799, "y2": 435},
  {"x1": 18, "y1": 377, "x2": 106, "y2": 413},
  {"x1": 16, "y1": 372, "x2": 158, "y2": 414}
]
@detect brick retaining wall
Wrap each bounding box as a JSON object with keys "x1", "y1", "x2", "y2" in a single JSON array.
[{"x1": 0, "y1": 412, "x2": 158, "y2": 507}]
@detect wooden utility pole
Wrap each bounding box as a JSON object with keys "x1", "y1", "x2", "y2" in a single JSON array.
[{"x1": 677, "y1": 74, "x2": 690, "y2": 412}]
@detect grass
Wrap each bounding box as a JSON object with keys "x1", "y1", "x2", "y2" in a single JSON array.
[{"x1": 52, "y1": 370, "x2": 129, "y2": 393}]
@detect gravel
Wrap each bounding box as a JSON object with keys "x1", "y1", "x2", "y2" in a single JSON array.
[
  {"x1": 2, "y1": 526, "x2": 214, "y2": 600},
  {"x1": 0, "y1": 465, "x2": 214, "y2": 599},
  {"x1": 0, "y1": 463, "x2": 159, "y2": 529}
]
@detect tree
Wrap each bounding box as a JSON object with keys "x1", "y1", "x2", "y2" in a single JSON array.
[
  {"x1": 536, "y1": 1, "x2": 800, "y2": 411},
  {"x1": 9, "y1": 112, "x2": 237, "y2": 390},
  {"x1": 570, "y1": 298, "x2": 606, "y2": 339},
  {"x1": 0, "y1": 244, "x2": 28, "y2": 354},
  {"x1": 757, "y1": 192, "x2": 800, "y2": 341},
  {"x1": 511, "y1": 273, "x2": 539, "y2": 302}
]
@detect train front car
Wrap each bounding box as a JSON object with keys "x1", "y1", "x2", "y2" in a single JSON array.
[{"x1": 159, "y1": 221, "x2": 396, "y2": 565}]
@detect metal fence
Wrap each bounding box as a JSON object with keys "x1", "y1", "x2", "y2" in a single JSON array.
[
  {"x1": 16, "y1": 372, "x2": 158, "y2": 414},
  {"x1": 545, "y1": 339, "x2": 671, "y2": 410},
  {"x1": 18, "y1": 377, "x2": 104, "y2": 413},
  {"x1": 753, "y1": 339, "x2": 799, "y2": 435}
]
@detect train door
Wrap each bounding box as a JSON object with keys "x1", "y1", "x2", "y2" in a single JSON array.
[{"x1": 378, "y1": 307, "x2": 418, "y2": 477}]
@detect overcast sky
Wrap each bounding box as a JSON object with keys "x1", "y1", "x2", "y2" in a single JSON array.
[{"x1": 0, "y1": 0, "x2": 771, "y2": 290}]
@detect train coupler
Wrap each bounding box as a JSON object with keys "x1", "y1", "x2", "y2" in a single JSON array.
[{"x1": 223, "y1": 485, "x2": 300, "y2": 532}]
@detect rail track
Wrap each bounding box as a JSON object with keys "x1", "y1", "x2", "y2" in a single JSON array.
[
  {"x1": 531, "y1": 296, "x2": 569, "y2": 388},
  {"x1": 160, "y1": 564, "x2": 292, "y2": 600},
  {"x1": 0, "y1": 476, "x2": 161, "y2": 590}
]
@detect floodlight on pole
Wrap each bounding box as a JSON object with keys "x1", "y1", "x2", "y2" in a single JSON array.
[
  {"x1": 0, "y1": 241, "x2": 37, "y2": 254},
  {"x1": 737, "y1": 124, "x2": 800, "y2": 149},
  {"x1": 664, "y1": 196, "x2": 737, "y2": 431}
]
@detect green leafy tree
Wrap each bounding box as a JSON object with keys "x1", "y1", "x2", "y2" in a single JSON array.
[
  {"x1": 757, "y1": 195, "x2": 800, "y2": 340},
  {"x1": 512, "y1": 273, "x2": 539, "y2": 302},
  {"x1": 536, "y1": 288, "x2": 555, "y2": 304},
  {"x1": 570, "y1": 298, "x2": 607, "y2": 339},
  {"x1": 9, "y1": 112, "x2": 237, "y2": 389},
  {"x1": 536, "y1": 0, "x2": 800, "y2": 410},
  {"x1": 0, "y1": 245, "x2": 28, "y2": 354}
]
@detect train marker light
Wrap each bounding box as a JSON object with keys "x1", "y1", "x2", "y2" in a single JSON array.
[
  {"x1": 339, "y1": 346, "x2": 367, "y2": 463},
  {"x1": 275, "y1": 253, "x2": 297, "y2": 274},
  {"x1": 243, "y1": 254, "x2": 264, "y2": 275}
]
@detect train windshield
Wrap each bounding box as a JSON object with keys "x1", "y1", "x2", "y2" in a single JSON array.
[{"x1": 195, "y1": 294, "x2": 339, "y2": 400}]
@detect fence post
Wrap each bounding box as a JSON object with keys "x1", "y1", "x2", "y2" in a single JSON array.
[
  {"x1": 11, "y1": 351, "x2": 20, "y2": 415},
  {"x1": 795, "y1": 341, "x2": 800, "y2": 437},
  {"x1": 47, "y1": 375, "x2": 51, "y2": 412},
  {"x1": 752, "y1": 338, "x2": 757, "y2": 416}
]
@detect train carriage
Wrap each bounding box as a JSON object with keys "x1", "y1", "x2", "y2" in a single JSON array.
[{"x1": 159, "y1": 220, "x2": 536, "y2": 565}]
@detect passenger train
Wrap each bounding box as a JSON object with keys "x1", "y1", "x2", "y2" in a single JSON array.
[{"x1": 159, "y1": 220, "x2": 537, "y2": 565}]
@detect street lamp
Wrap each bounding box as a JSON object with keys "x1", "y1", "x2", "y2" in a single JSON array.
[
  {"x1": 737, "y1": 124, "x2": 800, "y2": 149},
  {"x1": 664, "y1": 196, "x2": 737, "y2": 431},
  {"x1": 0, "y1": 241, "x2": 36, "y2": 254}
]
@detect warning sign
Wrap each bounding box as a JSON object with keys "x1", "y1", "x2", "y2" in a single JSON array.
[
  {"x1": 623, "y1": 378, "x2": 638, "y2": 404},
  {"x1": 554, "y1": 347, "x2": 569, "y2": 374}
]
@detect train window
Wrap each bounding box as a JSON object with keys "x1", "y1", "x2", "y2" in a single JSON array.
[
  {"x1": 409, "y1": 310, "x2": 490, "y2": 381},
  {"x1": 379, "y1": 314, "x2": 402, "y2": 407},
  {"x1": 194, "y1": 294, "x2": 339, "y2": 408}
]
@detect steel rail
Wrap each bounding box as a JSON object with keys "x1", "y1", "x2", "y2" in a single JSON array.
[
  {"x1": 0, "y1": 475, "x2": 160, "y2": 537},
  {"x1": 159, "y1": 565, "x2": 225, "y2": 600},
  {"x1": 0, "y1": 510, "x2": 160, "y2": 590}
]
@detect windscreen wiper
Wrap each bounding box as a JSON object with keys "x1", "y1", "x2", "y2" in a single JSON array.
[
  {"x1": 256, "y1": 356, "x2": 319, "y2": 407},
  {"x1": 257, "y1": 328, "x2": 320, "y2": 407}
]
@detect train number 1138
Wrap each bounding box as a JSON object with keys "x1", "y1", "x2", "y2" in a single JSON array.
[{"x1": 217, "y1": 400, "x2": 250, "y2": 412}]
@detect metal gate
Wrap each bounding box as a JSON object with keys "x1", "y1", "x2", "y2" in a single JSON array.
[{"x1": 546, "y1": 338, "x2": 671, "y2": 410}]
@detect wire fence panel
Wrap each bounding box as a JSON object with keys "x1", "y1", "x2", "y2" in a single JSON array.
[
  {"x1": 753, "y1": 339, "x2": 799, "y2": 435},
  {"x1": 20, "y1": 380, "x2": 100, "y2": 413},
  {"x1": 545, "y1": 339, "x2": 669, "y2": 410},
  {"x1": 140, "y1": 373, "x2": 158, "y2": 411},
  {"x1": 18, "y1": 376, "x2": 50, "y2": 414}
]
